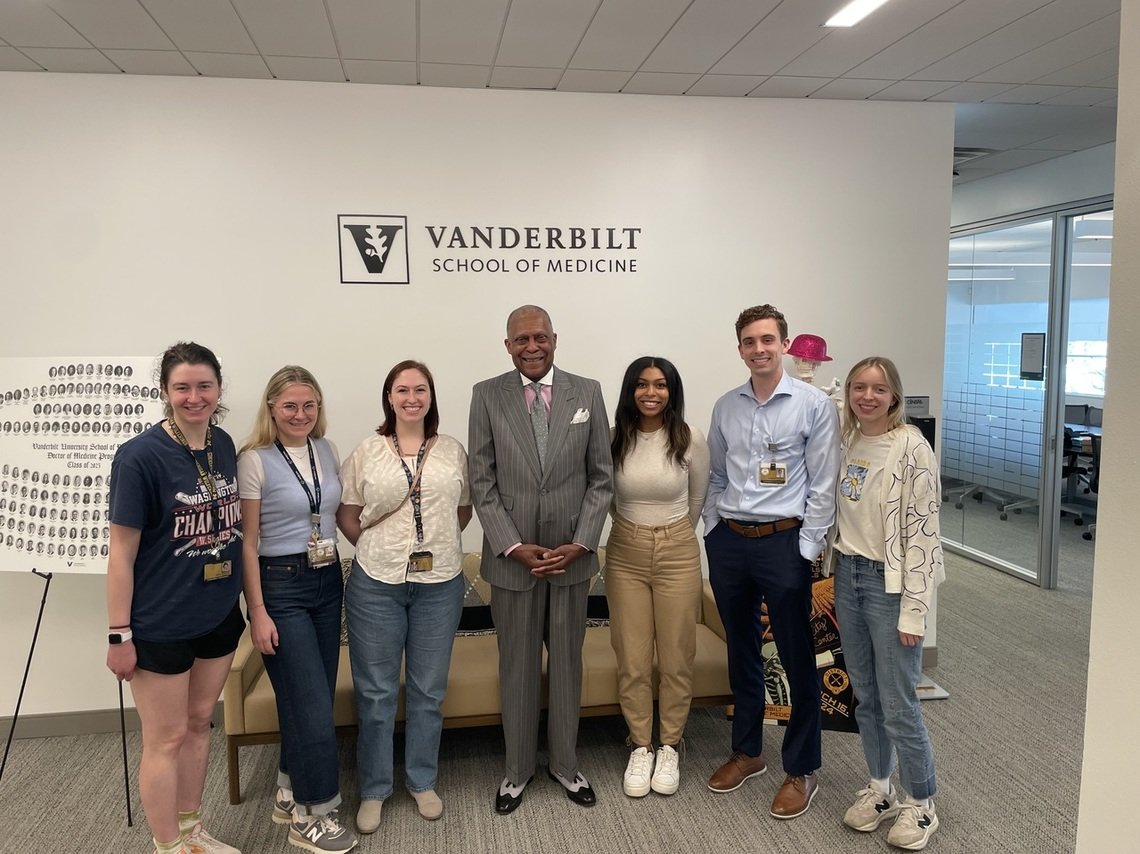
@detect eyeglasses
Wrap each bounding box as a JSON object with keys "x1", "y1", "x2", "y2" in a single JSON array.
[{"x1": 274, "y1": 401, "x2": 320, "y2": 415}]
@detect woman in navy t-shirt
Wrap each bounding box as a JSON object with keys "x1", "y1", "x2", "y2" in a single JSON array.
[{"x1": 106, "y1": 342, "x2": 243, "y2": 854}]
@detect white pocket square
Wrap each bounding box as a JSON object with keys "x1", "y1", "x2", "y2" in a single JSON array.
[{"x1": 571, "y1": 408, "x2": 590, "y2": 424}]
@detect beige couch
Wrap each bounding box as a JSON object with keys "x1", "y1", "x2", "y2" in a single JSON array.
[{"x1": 222, "y1": 551, "x2": 732, "y2": 804}]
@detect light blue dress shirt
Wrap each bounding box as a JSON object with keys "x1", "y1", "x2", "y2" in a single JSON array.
[{"x1": 703, "y1": 371, "x2": 840, "y2": 561}]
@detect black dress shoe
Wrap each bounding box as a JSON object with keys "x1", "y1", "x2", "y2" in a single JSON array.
[
  {"x1": 547, "y1": 771, "x2": 597, "y2": 807},
  {"x1": 495, "y1": 776, "x2": 532, "y2": 814}
]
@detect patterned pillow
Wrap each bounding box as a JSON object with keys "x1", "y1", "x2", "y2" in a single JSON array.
[{"x1": 456, "y1": 552, "x2": 495, "y2": 636}]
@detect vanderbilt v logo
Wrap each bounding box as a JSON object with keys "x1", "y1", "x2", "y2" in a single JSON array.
[{"x1": 338, "y1": 215, "x2": 410, "y2": 284}]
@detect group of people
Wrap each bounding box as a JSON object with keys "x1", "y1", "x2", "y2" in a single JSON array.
[{"x1": 105, "y1": 301, "x2": 944, "y2": 854}]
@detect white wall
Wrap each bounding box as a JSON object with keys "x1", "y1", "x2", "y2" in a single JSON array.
[
  {"x1": 1077, "y1": 1, "x2": 1140, "y2": 849},
  {"x1": 951, "y1": 143, "x2": 1115, "y2": 228},
  {"x1": 0, "y1": 72, "x2": 953, "y2": 717}
]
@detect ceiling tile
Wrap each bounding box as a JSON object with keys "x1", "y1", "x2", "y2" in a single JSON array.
[
  {"x1": 490, "y1": 65, "x2": 561, "y2": 88},
  {"x1": 987, "y1": 84, "x2": 1077, "y2": 104},
  {"x1": 913, "y1": 0, "x2": 1120, "y2": 83},
  {"x1": 1026, "y1": 117, "x2": 1117, "y2": 150},
  {"x1": 557, "y1": 68, "x2": 629, "y2": 92},
  {"x1": 809, "y1": 77, "x2": 893, "y2": 99},
  {"x1": 1094, "y1": 90, "x2": 1117, "y2": 107},
  {"x1": 710, "y1": 0, "x2": 836, "y2": 76},
  {"x1": 927, "y1": 81, "x2": 1017, "y2": 102},
  {"x1": 420, "y1": 62, "x2": 489, "y2": 88},
  {"x1": 779, "y1": 0, "x2": 961, "y2": 78},
  {"x1": 570, "y1": 0, "x2": 689, "y2": 72},
  {"x1": 747, "y1": 75, "x2": 826, "y2": 97},
  {"x1": 846, "y1": 0, "x2": 1053, "y2": 80},
  {"x1": 953, "y1": 103, "x2": 1090, "y2": 149},
  {"x1": 421, "y1": 0, "x2": 509, "y2": 65},
  {"x1": 328, "y1": 0, "x2": 416, "y2": 61},
  {"x1": 232, "y1": 0, "x2": 338, "y2": 57},
  {"x1": 623, "y1": 71, "x2": 700, "y2": 95},
  {"x1": 496, "y1": 0, "x2": 597, "y2": 68},
  {"x1": 264, "y1": 55, "x2": 345, "y2": 81},
  {"x1": 685, "y1": 74, "x2": 764, "y2": 96},
  {"x1": 641, "y1": 0, "x2": 780, "y2": 74},
  {"x1": 1040, "y1": 86, "x2": 1117, "y2": 107},
  {"x1": 184, "y1": 51, "x2": 271, "y2": 78},
  {"x1": 102, "y1": 48, "x2": 197, "y2": 75},
  {"x1": 1032, "y1": 47, "x2": 1119, "y2": 87},
  {"x1": 48, "y1": 0, "x2": 172, "y2": 50},
  {"x1": 961, "y1": 149, "x2": 1067, "y2": 171},
  {"x1": 0, "y1": 46, "x2": 42, "y2": 71},
  {"x1": 973, "y1": 13, "x2": 1120, "y2": 85},
  {"x1": 343, "y1": 58, "x2": 417, "y2": 85},
  {"x1": 140, "y1": 0, "x2": 257, "y2": 53},
  {"x1": 19, "y1": 46, "x2": 120, "y2": 72},
  {"x1": 870, "y1": 80, "x2": 957, "y2": 101},
  {"x1": 0, "y1": 3, "x2": 88, "y2": 48}
]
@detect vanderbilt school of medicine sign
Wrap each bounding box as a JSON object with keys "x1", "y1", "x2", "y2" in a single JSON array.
[{"x1": 338, "y1": 214, "x2": 643, "y2": 285}]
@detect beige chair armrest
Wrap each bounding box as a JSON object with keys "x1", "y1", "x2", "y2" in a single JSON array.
[
  {"x1": 700, "y1": 579, "x2": 726, "y2": 643},
  {"x1": 223, "y1": 626, "x2": 262, "y2": 735}
]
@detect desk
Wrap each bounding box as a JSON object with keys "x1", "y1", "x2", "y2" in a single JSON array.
[{"x1": 1065, "y1": 423, "x2": 1103, "y2": 438}]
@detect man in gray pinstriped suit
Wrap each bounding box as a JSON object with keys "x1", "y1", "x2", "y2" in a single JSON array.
[{"x1": 468, "y1": 305, "x2": 614, "y2": 814}]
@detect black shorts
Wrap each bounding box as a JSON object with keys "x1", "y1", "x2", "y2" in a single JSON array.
[{"x1": 133, "y1": 602, "x2": 245, "y2": 675}]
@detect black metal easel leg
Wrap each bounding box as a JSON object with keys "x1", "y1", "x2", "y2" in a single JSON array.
[
  {"x1": 119, "y1": 680, "x2": 133, "y2": 826},
  {"x1": 0, "y1": 568, "x2": 54, "y2": 785}
]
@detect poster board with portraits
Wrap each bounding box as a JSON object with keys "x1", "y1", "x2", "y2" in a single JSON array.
[{"x1": 0, "y1": 357, "x2": 163, "y2": 574}]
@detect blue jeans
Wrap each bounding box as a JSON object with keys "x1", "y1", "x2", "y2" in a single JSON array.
[
  {"x1": 259, "y1": 553, "x2": 344, "y2": 813},
  {"x1": 833, "y1": 552, "x2": 937, "y2": 799},
  {"x1": 345, "y1": 561, "x2": 464, "y2": 800},
  {"x1": 706, "y1": 522, "x2": 820, "y2": 775}
]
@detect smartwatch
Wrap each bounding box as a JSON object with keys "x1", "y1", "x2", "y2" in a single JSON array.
[{"x1": 108, "y1": 629, "x2": 133, "y2": 644}]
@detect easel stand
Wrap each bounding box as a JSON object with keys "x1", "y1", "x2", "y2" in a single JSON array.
[{"x1": 0, "y1": 568, "x2": 53, "y2": 784}]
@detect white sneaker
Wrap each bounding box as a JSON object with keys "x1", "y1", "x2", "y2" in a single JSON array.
[
  {"x1": 887, "y1": 801, "x2": 939, "y2": 850},
  {"x1": 272, "y1": 788, "x2": 295, "y2": 825},
  {"x1": 289, "y1": 811, "x2": 358, "y2": 853},
  {"x1": 650, "y1": 745, "x2": 680, "y2": 795},
  {"x1": 181, "y1": 823, "x2": 241, "y2": 854},
  {"x1": 623, "y1": 746, "x2": 654, "y2": 797},
  {"x1": 843, "y1": 786, "x2": 900, "y2": 831}
]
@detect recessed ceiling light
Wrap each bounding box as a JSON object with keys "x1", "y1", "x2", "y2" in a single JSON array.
[{"x1": 825, "y1": 0, "x2": 893, "y2": 28}]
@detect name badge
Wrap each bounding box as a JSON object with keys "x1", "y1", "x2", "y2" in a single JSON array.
[
  {"x1": 308, "y1": 538, "x2": 338, "y2": 568},
  {"x1": 407, "y1": 550, "x2": 434, "y2": 573},
  {"x1": 203, "y1": 560, "x2": 232, "y2": 582},
  {"x1": 759, "y1": 463, "x2": 787, "y2": 486}
]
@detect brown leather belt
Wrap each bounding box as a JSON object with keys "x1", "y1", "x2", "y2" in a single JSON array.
[{"x1": 724, "y1": 517, "x2": 801, "y2": 538}]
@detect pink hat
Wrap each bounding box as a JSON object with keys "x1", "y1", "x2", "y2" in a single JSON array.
[{"x1": 787, "y1": 333, "x2": 832, "y2": 362}]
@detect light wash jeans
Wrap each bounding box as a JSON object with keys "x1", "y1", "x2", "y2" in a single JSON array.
[
  {"x1": 345, "y1": 561, "x2": 464, "y2": 800},
  {"x1": 834, "y1": 552, "x2": 937, "y2": 799}
]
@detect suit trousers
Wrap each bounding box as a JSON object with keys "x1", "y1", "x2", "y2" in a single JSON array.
[
  {"x1": 490, "y1": 577, "x2": 590, "y2": 783},
  {"x1": 706, "y1": 522, "x2": 821, "y2": 776},
  {"x1": 605, "y1": 514, "x2": 702, "y2": 747}
]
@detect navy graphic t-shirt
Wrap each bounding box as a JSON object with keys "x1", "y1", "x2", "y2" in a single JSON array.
[{"x1": 109, "y1": 422, "x2": 243, "y2": 642}]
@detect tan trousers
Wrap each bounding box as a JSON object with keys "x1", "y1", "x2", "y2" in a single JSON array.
[{"x1": 604, "y1": 514, "x2": 702, "y2": 746}]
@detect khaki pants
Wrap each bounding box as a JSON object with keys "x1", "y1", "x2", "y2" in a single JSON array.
[{"x1": 604, "y1": 514, "x2": 702, "y2": 746}]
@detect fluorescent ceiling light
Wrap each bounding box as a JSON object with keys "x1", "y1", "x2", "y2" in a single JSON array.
[
  {"x1": 825, "y1": 0, "x2": 892, "y2": 27},
  {"x1": 1073, "y1": 218, "x2": 1113, "y2": 240}
]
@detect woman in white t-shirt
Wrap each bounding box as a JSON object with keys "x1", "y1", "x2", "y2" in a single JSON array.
[
  {"x1": 336, "y1": 360, "x2": 472, "y2": 835},
  {"x1": 605, "y1": 356, "x2": 709, "y2": 799},
  {"x1": 830, "y1": 356, "x2": 944, "y2": 852}
]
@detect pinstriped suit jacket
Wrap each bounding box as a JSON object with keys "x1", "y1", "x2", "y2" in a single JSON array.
[{"x1": 468, "y1": 367, "x2": 613, "y2": 591}]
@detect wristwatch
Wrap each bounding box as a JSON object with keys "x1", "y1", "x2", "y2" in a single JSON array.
[{"x1": 108, "y1": 629, "x2": 133, "y2": 644}]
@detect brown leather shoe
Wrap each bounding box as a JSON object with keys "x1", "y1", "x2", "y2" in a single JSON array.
[
  {"x1": 707, "y1": 751, "x2": 767, "y2": 793},
  {"x1": 770, "y1": 773, "x2": 818, "y2": 819}
]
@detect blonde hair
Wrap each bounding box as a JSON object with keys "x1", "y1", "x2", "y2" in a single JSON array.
[
  {"x1": 241, "y1": 366, "x2": 327, "y2": 452},
  {"x1": 841, "y1": 356, "x2": 908, "y2": 442}
]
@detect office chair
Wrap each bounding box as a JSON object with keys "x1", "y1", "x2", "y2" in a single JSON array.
[
  {"x1": 1000, "y1": 428, "x2": 1087, "y2": 522},
  {"x1": 1082, "y1": 434, "x2": 1101, "y2": 541}
]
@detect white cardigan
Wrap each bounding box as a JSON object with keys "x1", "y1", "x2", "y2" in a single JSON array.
[{"x1": 826, "y1": 424, "x2": 946, "y2": 635}]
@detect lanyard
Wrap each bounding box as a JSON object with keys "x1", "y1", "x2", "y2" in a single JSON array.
[
  {"x1": 167, "y1": 419, "x2": 221, "y2": 542},
  {"x1": 274, "y1": 439, "x2": 323, "y2": 541},
  {"x1": 392, "y1": 435, "x2": 428, "y2": 545}
]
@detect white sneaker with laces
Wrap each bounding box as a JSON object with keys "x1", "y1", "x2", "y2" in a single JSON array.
[
  {"x1": 181, "y1": 823, "x2": 242, "y2": 854},
  {"x1": 623, "y1": 746, "x2": 654, "y2": 797},
  {"x1": 288, "y1": 810, "x2": 359, "y2": 853},
  {"x1": 886, "y1": 800, "x2": 939, "y2": 851},
  {"x1": 843, "y1": 786, "x2": 900, "y2": 831},
  {"x1": 273, "y1": 788, "x2": 296, "y2": 825},
  {"x1": 650, "y1": 745, "x2": 680, "y2": 795}
]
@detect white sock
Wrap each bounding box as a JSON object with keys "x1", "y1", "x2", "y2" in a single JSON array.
[
  {"x1": 279, "y1": 786, "x2": 293, "y2": 802},
  {"x1": 870, "y1": 777, "x2": 892, "y2": 796},
  {"x1": 904, "y1": 795, "x2": 932, "y2": 808}
]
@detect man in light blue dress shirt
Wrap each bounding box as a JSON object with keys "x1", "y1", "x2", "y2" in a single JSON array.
[{"x1": 703, "y1": 304, "x2": 840, "y2": 820}]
